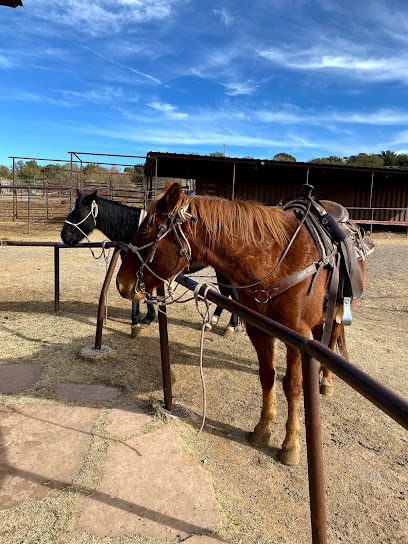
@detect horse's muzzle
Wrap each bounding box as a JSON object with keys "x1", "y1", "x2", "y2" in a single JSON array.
[{"x1": 116, "y1": 278, "x2": 145, "y2": 301}]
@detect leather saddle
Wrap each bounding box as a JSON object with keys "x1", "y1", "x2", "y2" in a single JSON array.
[{"x1": 283, "y1": 186, "x2": 373, "y2": 304}]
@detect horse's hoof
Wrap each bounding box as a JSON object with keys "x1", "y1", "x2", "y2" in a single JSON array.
[
  {"x1": 204, "y1": 322, "x2": 212, "y2": 332},
  {"x1": 249, "y1": 431, "x2": 271, "y2": 448},
  {"x1": 320, "y1": 383, "x2": 334, "y2": 396},
  {"x1": 210, "y1": 315, "x2": 219, "y2": 327},
  {"x1": 130, "y1": 323, "x2": 149, "y2": 337},
  {"x1": 279, "y1": 448, "x2": 300, "y2": 465},
  {"x1": 222, "y1": 325, "x2": 235, "y2": 337},
  {"x1": 130, "y1": 325, "x2": 142, "y2": 338}
]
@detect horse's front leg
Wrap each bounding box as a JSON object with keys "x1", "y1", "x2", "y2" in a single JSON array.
[
  {"x1": 142, "y1": 298, "x2": 156, "y2": 326},
  {"x1": 246, "y1": 323, "x2": 277, "y2": 448},
  {"x1": 131, "y1": 301, "x2": 142, "y2": 337},
  {"x1": 280, "y1": 344, "x2": 303, "y2": 465}
]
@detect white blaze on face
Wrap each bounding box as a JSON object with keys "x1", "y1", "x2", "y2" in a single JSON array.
[{"x1": 138, "y1": 209, "x2": 147, "y2": 227}]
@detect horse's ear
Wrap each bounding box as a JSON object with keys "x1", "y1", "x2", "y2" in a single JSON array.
[
  {"x1": 76, "y1": 188, "x2": 82, "y2": 198},
  {"x1": 84, "y1": 190, "x2": 98, "y2": 203},
  {"x1": 163, "y1": 180, "x2": 173, "y2": 192},
  {"x1": 157, "y1": 182, "x2": 182, "y2": 213}
]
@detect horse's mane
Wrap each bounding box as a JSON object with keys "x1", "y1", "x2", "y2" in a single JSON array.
[{"x1": 148, "y1": 193, "x2": 291, "y2": 248}]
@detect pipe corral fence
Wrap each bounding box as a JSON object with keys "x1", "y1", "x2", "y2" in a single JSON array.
[
  {"x1": 2, "y1": 240, "x2": 408, "y2": 544},
  {"x1": 0, "y1": 152, "x2": 193, "y2": 234}
]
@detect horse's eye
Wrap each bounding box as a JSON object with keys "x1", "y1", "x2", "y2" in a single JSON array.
[{"x1": 140, "y1": 229, "x2": 150, "y2": 238}]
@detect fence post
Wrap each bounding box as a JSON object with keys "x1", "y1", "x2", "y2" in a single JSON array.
[
  {"x1": 94, "y1": 247, "x2": 121, "y2": 350},
  {"x1": 157, "y1": 283, "x2": 172, "y2": 411},
  {"x1": 28, "y1": 188, "x2": 31, "y2": 235},
  {"x1": 302, "y1": 352, "x2": 328, "y2": 544},
  {"x1": 54, "y1": 245, "x2": 60, "y2": 312}
]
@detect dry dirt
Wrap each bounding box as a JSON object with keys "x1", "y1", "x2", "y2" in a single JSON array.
[{"x1": 0, "y1": 219, "x2": 407, "y2": 544}]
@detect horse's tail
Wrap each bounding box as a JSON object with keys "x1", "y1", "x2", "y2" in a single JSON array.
[{"x1": 336, "y1": 325, "x2": 349, "y2": 361}]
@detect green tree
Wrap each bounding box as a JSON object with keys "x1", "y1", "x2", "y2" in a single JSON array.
[
  {"x1": 396, "y1": 154, "x2": 408, "y2": 168},
  {"x1": 273, "y1": 153, "x2": 296, "y2": 162},
  {"x1": 124, "y1": 165, "x2": 144, "y2": 184},
  {"x1": 345, "y1": 153, "x2": 384, "y2": 168},
  {"x1": 309, "y1": 156, "x2": 343, "y2": 165},
  {"x1": 209, "y1": 152, "x2": 225, "y2": 157},
  {"x1": 380, "y1": 150, "x2": 398, "y2": 167},
  {"x1": 15, "y1": 160, "x2": 42, "y2": 181},
  {"x1": 0, "y1": 165, "x2": 11, "y2": 178}
]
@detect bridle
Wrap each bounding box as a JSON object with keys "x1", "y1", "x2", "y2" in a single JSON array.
[
  {"x1": 64, "y1": 200, "x2": 99, "y2": 243},
  {"x1": 127, "y1": 200, "x2": 197, "y2": 299}
]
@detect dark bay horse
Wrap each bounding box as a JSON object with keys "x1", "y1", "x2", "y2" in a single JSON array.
[
  {"x1": 61, "y1": 190, "x2": 239, "y2": 336},
  {"x1": 116, "y1": 182, "x2": 366, "y2": 465}
]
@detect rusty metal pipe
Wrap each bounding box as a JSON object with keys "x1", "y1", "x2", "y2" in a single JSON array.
[
  {"x1": 157, "y1": 283, "x2": 172, "y2": 411},
  {"x1": 94, "y1": 247, "x2": 121, "y2": 350},
  {"x1": 54, "y1": 246, "x2": 60, "y2": 312},
  {"x1": 302, "y1": 353, "x2": 327, "y2": 544}
]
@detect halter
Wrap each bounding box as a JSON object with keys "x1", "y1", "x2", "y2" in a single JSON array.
[
  {"x1": 64, "y1": 200, "x2": 99, "y2": 243},
  {"x1": 128, "y1": 201, "x2": 197, "y2": 299}
]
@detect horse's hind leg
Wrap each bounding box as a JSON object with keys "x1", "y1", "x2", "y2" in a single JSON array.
[
  {"x1": 279, "y1": 343, "x2": 304, "y2": 465},
  {"x1": 246, "y1": 324, "x2": 277, "y2": 448},
  {"x1": 312, "y1": 322, "x2": 343, "y2": 396}
]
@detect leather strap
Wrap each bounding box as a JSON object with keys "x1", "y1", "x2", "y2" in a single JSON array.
[
  {"x1": 254, "y1": 263, "x2": 318, "y2": 305},
  {"x1": 321, "y1": 253, "x2": 340, "y2": 346}
]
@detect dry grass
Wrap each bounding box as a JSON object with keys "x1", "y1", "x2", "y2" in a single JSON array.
[{"x1": 0, "y1": 220, "x2": 408, "y2": 544}]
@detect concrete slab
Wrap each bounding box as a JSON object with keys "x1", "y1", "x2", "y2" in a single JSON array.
[
  {"x1": 0, "y1": 404, "x2": 99, "y2": 509},
  {"x1": 0, "y1": 364, "x2": 42, "y2": 394},
  {"x1": 55, "y1": 382, "x2": 121, "y2": 401},
  {"x1": 78, "y1": 426, "x2": 221, "y2": 540},
  {"x1": 105, "y1": 405, "x2": 151, "y2": 435}
]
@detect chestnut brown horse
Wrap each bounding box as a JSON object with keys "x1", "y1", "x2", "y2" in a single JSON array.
[{"x1": 116, "y1": 182, "x2": 366, "y2": 465}]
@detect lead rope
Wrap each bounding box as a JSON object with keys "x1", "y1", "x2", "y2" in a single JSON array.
[{"x1": 193, "y1": 282, "x2": 218, "y2": 435}]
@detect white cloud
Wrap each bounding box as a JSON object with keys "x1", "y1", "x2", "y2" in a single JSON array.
[
  {"x1": 0, "y1": 54, "x2": 11, "y2": 68},
  {"x1": 28, "y1": 0, "x2": 184, "y2": 36},
  {"x1": 60, "y1": 86, "x2": 128, "y2": 104},
  {"x1": 257, "y1": 45, "x2": 408, "y2": 84},
  {"x1": 222, "y1": 80, "x2": 258, "y2": 96},
  {"x1": 213, "y1": 7, "x2": 239, "y2": 27},
  {"x1": 82, "y1": 45, "x2": 161, "y2": 85},
  {"x1": 147, "y1": 101, "x2": 188, "y2": 119}
]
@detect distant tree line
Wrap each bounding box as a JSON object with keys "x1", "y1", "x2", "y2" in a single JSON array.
[
  {"x1": 0, "y1": 160, "x2": 144, "y2": 184},
  {"x1": 273, "y1": 150, "x2": 408, "y2": 168}
]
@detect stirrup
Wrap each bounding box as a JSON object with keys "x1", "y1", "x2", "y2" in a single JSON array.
[{"x1": 342, "y1": 297, "x2": 352, "y2": 326}]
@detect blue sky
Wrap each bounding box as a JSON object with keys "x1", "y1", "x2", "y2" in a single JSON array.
[{"x1": 1, "y1": 0, "x2": 408, "y2": 168}]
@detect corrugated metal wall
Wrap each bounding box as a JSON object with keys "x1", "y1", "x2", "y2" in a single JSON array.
[{"x1": 149, "y1": 154, "x2": 408, "y2": 225}]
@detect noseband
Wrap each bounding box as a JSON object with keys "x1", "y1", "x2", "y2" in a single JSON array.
[{"x1": 128, "y1": 201, "x2": 197, "y2": 299}]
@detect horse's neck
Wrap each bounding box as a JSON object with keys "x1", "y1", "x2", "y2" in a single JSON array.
[
  {"x1": 95, "y1": 198, "x2": 141, "y2": 243},
  {"x1": 187, "y1": 222, "x2": 276, "y2": 286}
]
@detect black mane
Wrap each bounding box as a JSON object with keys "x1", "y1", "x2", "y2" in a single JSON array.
[{"x1": 95, "y1": 196, "x2": 142, "y2": 243}]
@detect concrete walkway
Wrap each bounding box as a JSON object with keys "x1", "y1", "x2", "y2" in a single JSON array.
[{"x1": 0, "y1": 363, "x2": 227, "y2": 543}]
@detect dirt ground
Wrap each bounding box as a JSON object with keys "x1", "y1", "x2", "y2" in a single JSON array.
[{"x1": 0, "y1": 220, "x2": 407, "y2": 544}]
